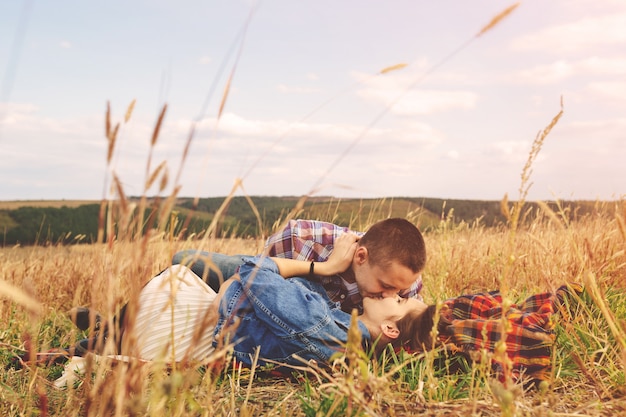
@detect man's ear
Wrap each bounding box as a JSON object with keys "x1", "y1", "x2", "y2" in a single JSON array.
[
  {"x1": 354, "y1": 246, "x2": 369, "y2": 265},
  {"x1": 380, "y1": 321, "x2": 399, "y2": 340}
]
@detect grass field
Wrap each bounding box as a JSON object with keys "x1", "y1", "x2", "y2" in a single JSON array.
[
  {"x1": 1, "y1": 202, "x2": 625, "y2": 416},
  {"x1": 0, "y1": 200, "x2": 100, "y2": 210}
]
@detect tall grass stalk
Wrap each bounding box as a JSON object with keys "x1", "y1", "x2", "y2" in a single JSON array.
[{"x1": 488, "y1": 100, "x2": 564, "y2": 416}]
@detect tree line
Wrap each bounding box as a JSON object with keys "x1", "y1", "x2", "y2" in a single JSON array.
[{"x1": 0, "y1": 197, "x2": 614, "y2": 246}]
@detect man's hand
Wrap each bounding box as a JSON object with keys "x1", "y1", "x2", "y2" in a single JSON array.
[{"x1": 316, "y1": 233, "x2": 359, "y2": 276}]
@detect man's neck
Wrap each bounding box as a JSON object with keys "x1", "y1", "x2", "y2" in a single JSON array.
[{"x1": 340, "y1": 268, "x2": 356, "y2": 283}]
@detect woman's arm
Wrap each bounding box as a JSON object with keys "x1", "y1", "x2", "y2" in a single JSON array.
[
  {"x1": 271, "y1": 232, "x2": 359, "y2": 278},
  {"x1": 208, "y1": 275, "x2": 239, "y2": 319},
  {"x1": 223, "y1": 256, "x2": 370, "y2": 364},
  {"x1": 236, "y1": 257, "x2": 367, "y2": 337}
]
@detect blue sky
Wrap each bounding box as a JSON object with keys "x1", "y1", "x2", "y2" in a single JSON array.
[{"x1": 1, "y1": 0, "x2": 624, "y2": 201}]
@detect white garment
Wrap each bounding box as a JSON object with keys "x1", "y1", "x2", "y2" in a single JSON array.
[
  {"x1": 132, "y1": 265, "x2": 217, "y2": 362},
  {"x1": 54, "y1": 266, "x2": 217, "y2": 388}
]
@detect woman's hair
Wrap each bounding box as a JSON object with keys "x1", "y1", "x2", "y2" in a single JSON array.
[
  {"x1": 359, "y1": 218, "x2": 426, "y2": 273},
  {"x1": 392, "y1": 304, "x2": 438, "y2": 352}
]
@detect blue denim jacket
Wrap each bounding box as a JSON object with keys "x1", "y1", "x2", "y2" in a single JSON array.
[{"x1": 213, "y1": 256, "x2": 370, "y2": 368}]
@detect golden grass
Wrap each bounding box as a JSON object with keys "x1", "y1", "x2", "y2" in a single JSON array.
[
  {"x1": 0, "y1": 200, "x2": 99, "y2": 210},
  {"x1": 477, "y1": 3, "x2": 520, "y2": 37},
  {"x1": 1, "y1": 210, "x2": 625, "y2": 416}
]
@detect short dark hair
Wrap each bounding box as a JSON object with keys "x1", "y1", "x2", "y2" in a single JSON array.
[
  {"x1": 358, "y1": 218, "x2": 426, "y2": 273},
  {"x1": 393, "y1": 304, "x2": 437, "y2": 352}
]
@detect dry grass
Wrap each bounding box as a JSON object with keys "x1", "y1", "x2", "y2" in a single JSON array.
[
  {"x1": 1, "y1": 207, "x2": 625, "y2": 416},
  {"x1": 0, "y1": 200, "x2": 99, "y2": 210}
]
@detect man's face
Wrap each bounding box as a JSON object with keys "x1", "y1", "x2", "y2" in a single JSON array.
[{"x1": 353, "y1": 251, "x2": 419, "y2": 298}]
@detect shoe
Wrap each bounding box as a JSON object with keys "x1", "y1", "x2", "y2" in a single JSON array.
[
  {"x1": 73, "y1": 336, "x2": 106, "y2": 356},
  {"x1": 69, "y1": 307, "x2": 102, "y2": 332}
]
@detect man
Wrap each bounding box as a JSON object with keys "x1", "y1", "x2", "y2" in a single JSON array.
[
  {"x1": 173, "y1": 218, "x2": 426, "y2": 313},
  {"x1": 21, "y1": 253, "x2": 433, "y2": 373}
]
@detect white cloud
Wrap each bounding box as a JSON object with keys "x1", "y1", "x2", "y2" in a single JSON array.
[
  {"x1": 512, "y1": 60, "x2": 574, "y2": 84},
  {"x1": 511, "y1": 57, "x2": 626, "y2": 84},
  {"x1": 0, "y1": 103, "x2": 158, "y2": 181},
  {"x1": 3, "y1": 102, "x2": 620, "y2": 201},
  {"x1": 523, "y1": 116, "x2": 626, "y2": 197},
  {"x1": 531, "y1": 95, "x2": 544, "y2": 106},
  {"x1": 213, "y1": 112, "x2": 288, "y2": 136},
  {"x1": 567, "y1": 117, "x2": 626, "y2": 131},
  {"x1": 191, "y1": 112, "x2": 376, "y2": 144},
  {"x1": 276, "y1": 84, "x2": 320, "y2": 94},
  {"x1": 60, "y1": 40, "x2": 72, "y2": 49},
  {"x1": 485, "y1": 140, "x2": 536, "y2": 167},
  {"x1": 511, "y1": 12, "x2": 626, "y2": 53},
  {"x1": 579, "y1": 56, "x2": 626, "y2": 74},
  {"x1": 560, "y1": 117, "x2": 626, "y2": 150},
  {"x1": 352, "y1": 68, "x2": 478, "y2": 115},
  {"x1": 490, "y1": 141, "x2": 528, "y2": 156},
  {"x1": 359, "y1": 87, "x2": 478, "y2": 116},
  {"x1": 586, "y1": 81, "x2": 626, "y2": 101},
  {"x1": 0, "y1": 102, "x2": 39, "y2": 125},
  {"x1": 390, "y1": 120, "x2": 444, "y2": 147},
  {"x1": 199, "y1": 56, "x2": 211, "y2": 65},
  {"x1": 352, "y1": 60, "x2": 472, "y2": 88}
]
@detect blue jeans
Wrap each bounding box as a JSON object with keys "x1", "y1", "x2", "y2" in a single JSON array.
[{"x1": 171, "y1": 250, "x2": 244, "y2": 292}]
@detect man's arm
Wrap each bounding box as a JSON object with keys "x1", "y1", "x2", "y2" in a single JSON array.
[
  {"x1": 264, "y1": 219, "x2": 357, "y2": 261},
  {"x1": 271, "y1": 233, "x2": 359, "y2": 278}
]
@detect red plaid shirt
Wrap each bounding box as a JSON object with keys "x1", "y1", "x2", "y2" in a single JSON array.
[
  {"x1": 264, "y1": 219, "x2": 424, "y2": 313},
  {"x1": 439, "y1": 284, "x2": 582, "y2": 384}
]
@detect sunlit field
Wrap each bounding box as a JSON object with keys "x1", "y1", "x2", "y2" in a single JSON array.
[
  {"x1": 2, "y1": 195, "x2": 625, "y2": 416},
  {"x1": 2, "y1": 5, "x2": 626, "y2": 416}
]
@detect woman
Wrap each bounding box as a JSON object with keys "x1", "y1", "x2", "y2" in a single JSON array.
[
  {"x1": 20, "y1": 251, "x2": 578, "y2": 387},
  {"x1": 97, "y1": 270, "x2": 580, "y2": 385},
  {"x1": 123, "y1": 255, "x2": 433, "y2": 369},
  {"x1": 51, "y1": 246, "x2": 432, "y2": 373}
]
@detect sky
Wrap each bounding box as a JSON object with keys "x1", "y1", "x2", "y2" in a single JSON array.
[{"x1": 1, "y1": 0, "x2": 625, "y2": 202}]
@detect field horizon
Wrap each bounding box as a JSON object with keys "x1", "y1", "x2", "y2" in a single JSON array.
[{"x1": 1, "y1": 194, "x2": 619, "y2": 209}]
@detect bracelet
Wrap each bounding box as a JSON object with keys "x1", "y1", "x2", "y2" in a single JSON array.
[{"x1": 309, "y1": 260, "x2": 315, "y2": 276}]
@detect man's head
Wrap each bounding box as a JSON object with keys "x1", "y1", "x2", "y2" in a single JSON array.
[
  {"x1": 351, "y1": 218, "x2": 426, "y2": 298},
  {"x1": 359, "y1": 295, "x2": 434, "y2": 354}
]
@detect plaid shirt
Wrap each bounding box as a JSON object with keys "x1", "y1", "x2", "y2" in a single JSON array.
[
  {"x1": 264, "y1": 219, "x2": 423, "y2": 313},
  {"x1": 439, "y1": 284, "x2": 582, "y2": 384}
]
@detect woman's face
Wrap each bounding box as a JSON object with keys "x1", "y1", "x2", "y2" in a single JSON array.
[{"x1": 361, "y1": 295, "x2": 427, "y2": 324}]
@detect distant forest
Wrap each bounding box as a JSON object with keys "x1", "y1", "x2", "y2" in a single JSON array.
[{"x1": 0, "y1": 196, "x2": 615, "y2": 246}]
